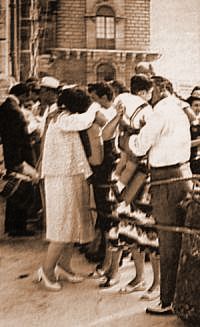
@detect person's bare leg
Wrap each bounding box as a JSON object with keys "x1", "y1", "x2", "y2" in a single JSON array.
[
  {"x1": 57, "y1": 243, "x2": 74, "y2": 273},
  {"x1": 43, "y1": 241, "x2": 66, "y2": 281},
  {"x1": 129, "y1": 248, "x2": 146, "y2": 286},
  {"x1": 55, "y1": 243, "x2": 84, "y2": 283},
  {"x1": 119, "y1": 248, "x2": 146, "y2": 293},
  {"x1": 107, "y1": 248, "x2": 123, "y2": 280},
  {"x1": 148, "y1": 252, "x2": 160, "y2": 291},
  {"x1": 101, "y1": 241, "x2": 113, "y2": 274}
]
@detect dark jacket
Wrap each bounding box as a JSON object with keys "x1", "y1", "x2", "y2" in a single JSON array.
[{"x1": 0, "y1": 96, "x2": 34, "y2": 171}]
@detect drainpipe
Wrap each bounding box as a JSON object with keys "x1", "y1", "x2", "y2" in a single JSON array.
[
  {"x1": 5, "y1": 0, "x2": 10, "y2": 77},
  {"x1": 10, "y1": 0, "x2": 19, "y2": 81}
]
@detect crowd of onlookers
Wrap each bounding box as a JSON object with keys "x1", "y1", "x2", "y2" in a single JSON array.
[{"x1": 0, "y1": 61, "x2": 200, "y2": 318}]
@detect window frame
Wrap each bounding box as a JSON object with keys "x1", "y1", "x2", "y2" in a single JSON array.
[{"x1": 96, "y1": 6, "x2": 115, "y2": 49}]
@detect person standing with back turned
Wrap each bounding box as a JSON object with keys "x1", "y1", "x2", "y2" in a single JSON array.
[{"x1": 128, "y1": 76, "x2": 193, "y2": 314}]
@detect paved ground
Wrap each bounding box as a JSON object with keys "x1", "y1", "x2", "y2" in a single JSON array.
[{"x1": 0, "y1": 235, "x2": 188, "y2": 327}]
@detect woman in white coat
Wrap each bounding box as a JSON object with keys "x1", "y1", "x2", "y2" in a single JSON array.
[{"x1": 35, "y1": 88, "x2": 98, "y2": 291}]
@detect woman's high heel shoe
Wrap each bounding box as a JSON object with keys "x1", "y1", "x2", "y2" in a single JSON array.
[
  {"x1": 55, "y1": 265, "x2": 84, "y2": 283},
  {"x1": 33, "y1": 267, "x2": 62, "y2": 291}
]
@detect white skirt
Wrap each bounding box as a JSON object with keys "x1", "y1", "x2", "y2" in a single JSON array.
[{"x1": 44, "y1": 174, "x2": 96, "y2": 243}]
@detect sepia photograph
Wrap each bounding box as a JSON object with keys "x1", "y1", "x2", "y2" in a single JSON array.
[{"x1": 0, "y1": 1, "x2": 200, "y2": 326}]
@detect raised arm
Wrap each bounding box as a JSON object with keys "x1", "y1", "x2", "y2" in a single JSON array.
[
  {"x1": 102, "y1": 102, "x2": 124, "y2": 140},
  {"x1": 57, "y1": 105, "x2": 98, "y2": 132}
]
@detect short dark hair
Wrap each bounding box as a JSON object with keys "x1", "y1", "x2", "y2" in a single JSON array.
[
  {"x1": 130, "y1": 74, "x2": 153, "y2": 95},
  {"x1": 9, "y1": 83, "x2": 29, "y2": 97},
  {"x1": 25, "y1": 77, "x2": 40, "y2": 92},
  {"x1": 58, "y1": 88, "x2": 92, "y2": 114},
  {"x1": 135, "y1": 62, "x2": 155, "y2": 76},
  {"x1": 109, "y1": 80, "x2": 129, "y2": 95},
  {"x1": 151, "y1": 76, "x2": 174, "y2": 94},
  {"x1": 88, "y1": 82, "x2": 113, "y2": 101}
]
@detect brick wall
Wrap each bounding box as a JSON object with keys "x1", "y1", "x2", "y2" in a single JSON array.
[
  {"x1": 125, "y1": 0, "x2": 150, "y2": 50},
  {"x1": 38, "y1": 0, "x2": 153, "y2": 85},
  {"x1": 56, "y1": 0, "x2": 86, "y2": 48},
  {"x1": 55, "y1": 0, "x2": 150, "y2": 51}
]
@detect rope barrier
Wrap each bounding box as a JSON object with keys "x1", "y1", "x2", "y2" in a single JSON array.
[
  {"x1": 148, "y1": 174, "x2": 200, "y2": 187},
  {"x1": 89, "y1": 174, "x2": 200, "y2": 238},
  {"x1": 121, "y1": 218, "x2": 200, "y2": 236},
  {"x1": 96, "y1": 174, "x2": 200, "y2": 189},
  {"x1": 146, "y1": 223, "x2": 200, "y2": 236}
]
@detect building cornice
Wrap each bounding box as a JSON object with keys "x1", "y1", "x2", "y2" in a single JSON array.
[{"x1": 49, "y1": 47, "x2": 161, "y2": 61}]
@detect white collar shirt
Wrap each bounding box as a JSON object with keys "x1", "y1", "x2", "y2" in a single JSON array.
[
  {"x1": 114, "y1": 93, "x2": 153, "y2": 129},
  {"x1": 129, "y1": 95, "x2": 191, "y2": 167}
]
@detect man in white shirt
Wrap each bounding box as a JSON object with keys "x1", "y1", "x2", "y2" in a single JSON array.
[{"x1": 129, "y1": 76, "x2": 193, "y2": 314}]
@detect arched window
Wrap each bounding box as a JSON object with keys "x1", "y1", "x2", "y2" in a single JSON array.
[
  {"x1": 96, "y1": 6, "x2": 115, "y2": 49},
  {"x1": 96, "y1": 63, "x2": 116, "y2": 82}
]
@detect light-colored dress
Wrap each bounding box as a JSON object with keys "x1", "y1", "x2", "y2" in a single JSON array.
[{"x1": 41, "y1": 108, "x2": 97, "y2": 243}]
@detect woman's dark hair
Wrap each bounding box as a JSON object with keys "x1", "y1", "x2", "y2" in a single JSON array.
[
  {"x1": 9, "y1": 83, "x2": 29, "y2": 97},
  {"x1": 87, "y1": 82, "x2": 113, "y2": 101},
  {"x1": 130, "y1": 74, "x2": 153, "y2": 95},
  {"x1": 58, "y1": 88, "x2": 92, "y2": 114}
]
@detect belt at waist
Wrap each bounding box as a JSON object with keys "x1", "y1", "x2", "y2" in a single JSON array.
[{"x1": 150, "y1": 161, "x2": 189, "y2": 170}]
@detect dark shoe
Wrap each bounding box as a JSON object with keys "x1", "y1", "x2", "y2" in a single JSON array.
[{"x1": 146, "y1": 302, "x2": 174, "y2": 315}]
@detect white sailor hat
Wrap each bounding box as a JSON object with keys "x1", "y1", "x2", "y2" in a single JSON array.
[{"x1": 40, "y1": 76, "x2": 60, "y2": 89}]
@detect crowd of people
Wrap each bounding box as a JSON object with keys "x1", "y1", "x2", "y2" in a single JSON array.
[{"x1": 0, "y1": 62, "x2": 200, "y2": 319}]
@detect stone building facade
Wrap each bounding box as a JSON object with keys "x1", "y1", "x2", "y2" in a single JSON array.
[
  {"x1": 0, "y1": 0, "x2": 159, "y2": 98},
  {"x1": 1, "y1": 0, "x2": 200, "y2": 99},
  {"x1": 38, "y1": 0, "x2": 159, "y2": 86}
]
